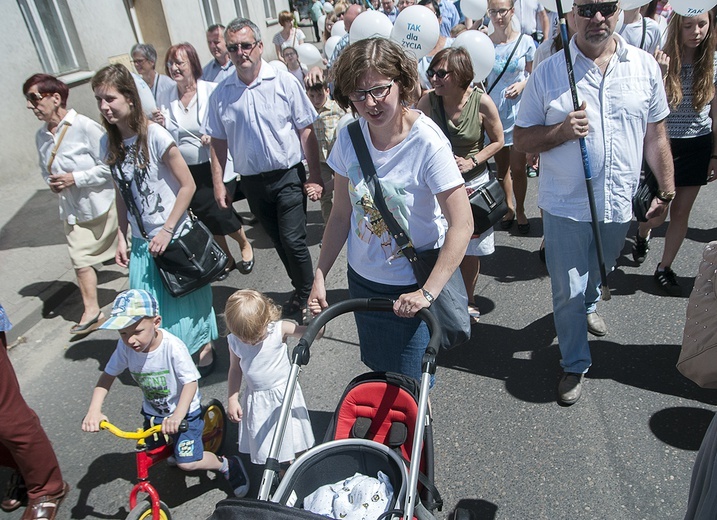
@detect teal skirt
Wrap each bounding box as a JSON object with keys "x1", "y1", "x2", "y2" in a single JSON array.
[{"x1": 129, "y1": 237, "x2": 218, "y2": 354}]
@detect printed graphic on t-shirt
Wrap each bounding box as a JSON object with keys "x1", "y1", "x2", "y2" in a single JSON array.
[
  {"x1": 132, "y1": 369, "x2": 171, "y2": 415},
  {"x1": 177, "y1": 439, "x2": 195, "y2": 459},
  {"x1": 347, "y1": 164, "x2": 410, "y2": 262},
  {"x1": 116, "y1": 144, "x2": 166, "y2": 218}
]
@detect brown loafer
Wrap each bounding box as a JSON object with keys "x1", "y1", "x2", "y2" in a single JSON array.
[{"x1": 21, "y1": 481, "x2": 69, "y2": 520}]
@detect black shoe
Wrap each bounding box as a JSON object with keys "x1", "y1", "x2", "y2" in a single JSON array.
[
  {"x1": 654, "y1": 265, "x2": 681, "y2": 296},
  {"x1": 216, "y1": 260, "x2": 236, "y2": 281},
  {"x1": 558, "y1": 372, "x2": 584, "y2": 405},
  {"x1": 632, "y1": 234, "x2": 650, "y2": 264},
  {"x1": 225, "y1": 456, "x2": 250, "y2": 498},
  {"x1": 237, "y1": 255, "x2": 254, "y2": 275},
  {"x1": 282, "y1": 291, "x2": 305, "y2": 318}
]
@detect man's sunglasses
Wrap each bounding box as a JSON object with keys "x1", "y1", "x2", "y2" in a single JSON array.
[
  {"x1": 227, "y1": 41, "x2": 259, "y2": 53},
  {"x1": 574, "y1": 2, "x2": 619, "y2": 18},
  {"x1": 426, "y1": 68, "x2": 451, "y2": 79},
  {"x1": 26, "y1": 91, "x2": 52, "y2": 107}
]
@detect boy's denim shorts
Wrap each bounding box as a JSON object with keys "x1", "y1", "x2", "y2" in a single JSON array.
[{"x1": 142, "y1": 408, "x2": 204, "y2": 463}]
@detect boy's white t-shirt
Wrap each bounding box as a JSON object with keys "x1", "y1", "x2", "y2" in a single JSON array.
[{"x1": 104, "y1": 328, "x2": 201, "y2": 417}]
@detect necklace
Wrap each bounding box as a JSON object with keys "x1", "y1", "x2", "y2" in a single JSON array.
[{"x1": 594, "y1": 40, "x2": 617, "y2": 70}]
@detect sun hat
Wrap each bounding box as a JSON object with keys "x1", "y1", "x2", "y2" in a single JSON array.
[{"x1": 99, "y1": 289, "x2": 159, "y2": 330}]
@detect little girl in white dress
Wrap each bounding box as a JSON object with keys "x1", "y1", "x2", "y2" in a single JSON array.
[{"x1": 224, "y1": 289, "x2": 315, "y2": 465}]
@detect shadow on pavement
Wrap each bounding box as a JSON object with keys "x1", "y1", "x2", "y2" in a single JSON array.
[
  {"x1": 0, "y1": 189, "x2": 65, "y2": 250},
  {"x1": 450, "y1": 498, "x2": 499, "y2": 520},
  {"x1": 438, "y1": 314, "x2": 717, "y2": 408},
  {"x1": 649, "y1": 407, "x2": 715, "y2": 451}
]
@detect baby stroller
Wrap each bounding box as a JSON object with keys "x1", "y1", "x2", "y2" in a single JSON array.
[{"x1": 208, "y1": 298, "x2": 442, "y2": 520}]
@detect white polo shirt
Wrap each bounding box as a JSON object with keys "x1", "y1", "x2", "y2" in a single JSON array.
[
  {"x1": 205, "y1": 60, "x2": 318, "y2": 176},
  {"x1": 516, "y1": 34, "x2": 669, "y2": 224}
]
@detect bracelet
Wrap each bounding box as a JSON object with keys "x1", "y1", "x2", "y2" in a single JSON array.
[
  {"x1": 161, "y1": 227, "x2": 174, "y2": 235},
  {"x1": 471, "y1": 156, "x2": 479, "y2": 167},
  {"x1": 711, "y1": 155, "x2": 717, "y2": 160},
  {"x1": 421, "y1": 288, "x2": 435, "y2": 306}
]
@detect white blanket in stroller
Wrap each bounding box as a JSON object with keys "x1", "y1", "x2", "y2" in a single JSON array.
[{"x1": 304, "y1": 471, "x2": 394, "y2": 519}]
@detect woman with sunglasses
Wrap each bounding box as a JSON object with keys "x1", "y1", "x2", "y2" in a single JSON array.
[
  {"x1": 308, "y1": 38, "x2": 472, "y2": 380},
  {"x1": 154, "y1": 43, "x2": 254, "y2": 293},
  {"x1": 632, "y1": 11, "x2": 717, "y2": 296},
  {"x1": 486, "y1": 0, "x2": 534, "y2": 233},
  {"x1": 22, "y1": 74, "x2": 118, "y2": 335},
  {"x1": 417, "y1": 47, "x2": 504, "y2": 324},
  {"x1": 91, "y1": 64, "x2": 219, "y2": 373}
]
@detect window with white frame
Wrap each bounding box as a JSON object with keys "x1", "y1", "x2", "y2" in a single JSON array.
[
  {"x1": 17, "y1": 0, "x2": 85, "y2": 75},
  {"x1": 234, "y1": 0, "x2": 250, "y2": 18},
  {"x1": 263, "y1": 0, "x2": 278, "y2": 20},
  {"x1": 201, "y1": 0, "x2": 221, "y2": 26}
]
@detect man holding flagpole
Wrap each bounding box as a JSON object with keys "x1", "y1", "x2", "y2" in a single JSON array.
[{"x1": 514, "y1": 0, "x2": 675, "y2": 405}]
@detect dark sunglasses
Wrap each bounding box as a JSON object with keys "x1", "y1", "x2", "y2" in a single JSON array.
[
  {"x1": 226, "y1": 41, "x2": 259, "y2": 53},
  {"x1": 25, "y1": 91, "x2": 52, "y2": 106},
  {"x1": 574, "y1": 2, "x2": 618, "y2": 18},
  {"x1": 426, "y1": 68, "x2": 451, "y2": 79}
]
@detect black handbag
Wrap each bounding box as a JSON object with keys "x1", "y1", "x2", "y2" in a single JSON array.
[
  {"x1": 114, "y1": 163, "x2": 228, "y2": 297},
  {"x1": 348, "y1": 121, "x2": 471, "y2": 350},
  {"x1": 435, "y1": 96, "x2": 508, "y2": 235},
  {"x1": 632, "y1": 167, "x2": 658, "y2": 222},
  {"x1": 468, "y1": 177, "x2": 509, "y2": 234}
]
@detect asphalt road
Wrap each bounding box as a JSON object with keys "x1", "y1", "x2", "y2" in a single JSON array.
[{"x1": 4, "y1": 179, "x2": 717, "y2": 520}]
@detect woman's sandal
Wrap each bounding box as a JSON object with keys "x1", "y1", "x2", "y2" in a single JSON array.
[
  {"x1": 468, "y1": 304, "x2": 481, "y2": 324},
  {"x1": 21, "y1": 481, "x2": 70, "y2": 520},
  {"x1": 1, "y1": 471, "x2": 27, "y2": 512}
]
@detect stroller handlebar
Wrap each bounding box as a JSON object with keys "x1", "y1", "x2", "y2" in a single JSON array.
[{"x1": 293, "y1": 298, "x2": 441, "y2": 373}]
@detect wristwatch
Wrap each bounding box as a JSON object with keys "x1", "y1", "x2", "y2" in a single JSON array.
[
  {"x1": 655, "y1": 189, "x2": 676, "y2": 202},
  {"x1": 471, "y1": 156, "x2": 479, "y2": 168},
  {"x1": 421, "y1": 288, "x2": 435, "y2": 306}
]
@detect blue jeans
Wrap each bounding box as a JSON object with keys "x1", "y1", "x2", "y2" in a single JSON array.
[
  {"x1": 543, "y1": 211, "x2": 630, "y2": 374},
  {"x1": 347, "y1": 266, "x2": 430, "y2": 382}
]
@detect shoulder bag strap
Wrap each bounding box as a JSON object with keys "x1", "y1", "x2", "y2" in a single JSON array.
[
  {"x1": 46, "y1": 122, "x2": 71, "y2": 172},
  {"x1": 346, "y1": 121, "x2": 420, "y2": 265},
  {"x1": 436, "y1": 95, "x2": 450, "y2": 138},
  {"x1": 113, "y1": 162, "x2": 150, "y2": 240},
  {"x1": 640, "y1": 16, "x2": 647, "y2": 50},
  {"x1": 487, "y1": 33, "x2": 524, "y2": 95}
]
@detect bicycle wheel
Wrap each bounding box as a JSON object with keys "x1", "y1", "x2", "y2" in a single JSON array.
[
  {"x1": 126, "y1": 499, "x2": 171, "y2": 520},
  {"x1": 202, "y1": 398, "x2": 227, "y2": 454}
]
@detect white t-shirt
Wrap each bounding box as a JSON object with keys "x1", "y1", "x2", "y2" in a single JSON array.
[
  {"x1": 104, "y1": 329, "x2": 201, "y2": 417},
  {"x1": 619, "y1": 16, "x2": 662, "y2": 54},
  {"x1": 514, "y1": 0, "x2": 545, "y2": 36},
  {"x1": 327, "y1": 114, "x2": 464, "y2": 286},
  {"x1": 104, "y1": 123, "x2": 189, "y2": 239}
]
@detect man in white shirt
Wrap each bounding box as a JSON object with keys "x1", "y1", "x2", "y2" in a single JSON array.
[
  {"x1": 206, "y1": 18, "x2": 324, "y2": 322},
  {"x1": 514, "y1": 0, "x2": 675, "y2": 405},
  {"x1": 381, "y1": 0, "x2": 400, "y2": 22},
  {"x1": 514, "y1": 0, "x2": 550, "y2": 43},
  {"x1": 202, "y1": 24, "x2": 236, "y2": 83}
]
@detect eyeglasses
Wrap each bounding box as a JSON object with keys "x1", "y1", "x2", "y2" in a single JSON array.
[
  {"x1": 488, "y1": 7, "x2": 512, "y2": 17},
  {"x1": 132, "y1": 58, "x2": 147, "y2": 66},
  {"x1": 227, "y1": 41, "x2": 259, "y2": 53},
  {"x1": 348, "y1": 80, "x2": 395, "y2": 103},
  {"x1": 25, "y1": 91, "x2": 52, "y2": 107},
  {"x1": 166, "y1": 60, "x2": 186, "y2": 68},
  {"x1": 574, "y1": 2, "x2": 619, "y2": 18},
  {"x1": 426, "y1": 68, "x2": 451, "y2": 79}
]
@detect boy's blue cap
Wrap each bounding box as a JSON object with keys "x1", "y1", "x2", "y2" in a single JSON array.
[{"x1": 99, "y1": 289, "x2": 159, "y2": 330}]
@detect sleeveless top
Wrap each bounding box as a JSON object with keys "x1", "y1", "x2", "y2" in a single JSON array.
[{"x1": 428, "y1": 89, "x2": 486, "y2": 179}]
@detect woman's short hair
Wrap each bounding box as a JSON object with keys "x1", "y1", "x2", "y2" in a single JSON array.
[
  {"x1": 22, "y1": 74, "x2": 69, "y2": 108},
  {"x1": 278, "y1": 10, "x2": 294, "y2": 25},
  {"x1": 331, "y1": 37, "x2": 420, "y2": 113},
  {"x1": 431, "y1": 47, "x2": 474, "y2": 90},
  {"x1": 224, "y1": 289, "x2": 281, "y2": 345},
  {"x1": 131, "y1": 43, "x2": 158, "y2": 64},
  {"x1": 165, "y1": 43, "x2": 203, "y2": 80}
]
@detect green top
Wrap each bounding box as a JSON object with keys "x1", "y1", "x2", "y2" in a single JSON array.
[{"x1": 427, "y1": 88, "x2": 486, "y2": 179}]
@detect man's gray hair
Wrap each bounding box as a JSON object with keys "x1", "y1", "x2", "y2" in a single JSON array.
[
  {"x1": 225, "y1": 18, "x2": 262, "y2": 42},
  {"x1": 130, "y1": 43, "x2": 157, "y2": 64}
]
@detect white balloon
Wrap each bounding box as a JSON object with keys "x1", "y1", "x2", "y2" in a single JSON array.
[
  {"x1": 336, "y1": 112, "x2": 359, "y2": 133},
  {"x1": 671, "y1": 0, "x2": 717, "y2": 16},
  {"x1": 619, "y1": 0, "x2": 651, "y2": 9},
  {"x1": 323, "y1": 1, "x2": 335, "y2": 13},
  {"x1": 451, "y1": 30, "x2": 496, "y2": 83},
  {"x1": 541, "y1": 0, "x2": 573, "y2": 14},
  {"x1": 296, "y1": 43, "x2": 324, "y2": 68},
  {"x1": 389, "y1": 5, "x2": 441, "y2": 60},
  {"x1": 269, "y1": 60, "x2": 288, "y2": 72},
  {"x1": 461, "y1": 0, "x2": 488, "y2": 20},
  {"x1": 350, "y1": 11, "x2": 394, "y2": 43},
  {"x1": 318, "y1": 14, "x2": 327, "y2": 34},
  {"x1": 324, "y1": 35, "x2": 342, "y2": 60},
  {"x1": 331, "y1": 20, "x2": 347, "y2": 37}
]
